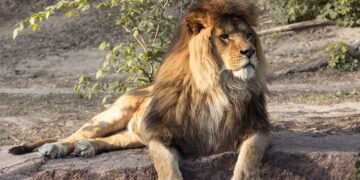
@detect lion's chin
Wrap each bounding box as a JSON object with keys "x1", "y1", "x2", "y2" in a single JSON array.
[{"x1": 232, "y1": 66, "x2": 256, "y2": 80}]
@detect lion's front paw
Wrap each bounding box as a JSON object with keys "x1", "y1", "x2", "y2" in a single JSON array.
[
  {"x1": 231, "y1": 169, "x2": 260, "y2": 180},
  {"x1": 38, "y1": 143, "x2": 70, "y2": 159},
  {"x1": 74, "y1": 139, "x2": 96, "y2": 157}
]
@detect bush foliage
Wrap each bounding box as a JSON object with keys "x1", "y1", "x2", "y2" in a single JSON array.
[
  {"x1": 267, "y1": 0, "x2": 360, "y2": 26},
  {"x1": 326, "y1": 42, "x2": 359, "y2": 71},
  {"x1": 14, "y1": 0, "x2": 193, "y2": 103}
]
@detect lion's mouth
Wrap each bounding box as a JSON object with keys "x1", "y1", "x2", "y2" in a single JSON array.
[
  {"x1": 238, "y1": 56, "x2": 257, "y2": 69},
  {"x1": 222, "y1": 56, "x2": 258, "y2": 80},
  {"x1": 232, "y1": 66, "x2": 256, "y2": 80},
  {"x1": 232, "y1": 58, "x2": 257, "y2": 80},
  {"x1": 243, "y1": 62, "x2": 255, "y2": 69}
]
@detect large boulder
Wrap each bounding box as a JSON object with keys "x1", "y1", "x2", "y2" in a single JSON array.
[{"x1": 1, "y1": 132, "x2": 359, "y2": 180}]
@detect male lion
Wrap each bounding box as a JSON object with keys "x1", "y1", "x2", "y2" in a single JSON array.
[{"x1": 9, "y1": 0, "x2": 271, "y2": 179}]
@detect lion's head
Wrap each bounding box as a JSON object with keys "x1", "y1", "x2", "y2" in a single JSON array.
[
  {"x1": 211, "y1": 17, "x2": 259, "y2": 80},
  {"x1": 187, "y1": 0, "x2": 260, "y2": 80},
  {"x1": 157, "y1": 0, "x2": 267, "y2": 95}
]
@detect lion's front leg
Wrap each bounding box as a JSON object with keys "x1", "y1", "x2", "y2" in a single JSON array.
[
  {"x1": 149, "y1": 140, "x2": 183, "y2": 180},
  {"x1": 232, "y1": 132, "x2": 271, "y2": 180}
]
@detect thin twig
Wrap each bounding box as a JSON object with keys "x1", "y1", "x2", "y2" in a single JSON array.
[
  {"x1": 153, "y1": 25, "x2": 160, "y2": 45},
  {"x1": 139, "y1": 34, "x2": 147, "y2": 49},
  {"x1": 122, "y1": 26, "x2": 147, "y2": 51},
  {"x1": 163, "y1": 0, "x2": 169, "y2": 9},
  {"x1": 129, "y1": 16, "x2": 148, "y2": 50},
  {"x1": 149, "y1": 62, "x2": 154, "y2": 80},
  {"x1": 139, "y1": 67, "x2": 152, "y2": 83}
]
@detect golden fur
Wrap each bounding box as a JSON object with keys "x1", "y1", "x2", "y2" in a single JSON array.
[{"x1": 10, "y1": 0, "x2": 271, "y2": 179}]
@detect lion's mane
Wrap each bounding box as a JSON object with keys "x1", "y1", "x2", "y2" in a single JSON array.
[{"x1": 143, "y1": 0, "x2": 270, "y2": 156}]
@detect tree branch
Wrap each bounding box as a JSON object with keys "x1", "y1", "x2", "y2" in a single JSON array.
[
  {"x1": 258, "y1": 20, "x2": 336, "y2": 36},
  {"x1": 274, "y1": 59, "x2": 329, "y2": 77}
]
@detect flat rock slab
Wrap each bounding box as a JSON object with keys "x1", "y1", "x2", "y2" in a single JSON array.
[{"x1": 1, "y1": 133, "x2": 359, "y2": 180}]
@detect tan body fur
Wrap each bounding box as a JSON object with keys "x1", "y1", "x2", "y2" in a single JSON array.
[{"x1": 9, "y1": 0, "x2": 271, "y2": 179}]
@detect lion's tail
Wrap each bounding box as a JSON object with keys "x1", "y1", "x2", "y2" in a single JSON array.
[{"x1": 8, "y1": 138, "x2": 57, "y2": 155}]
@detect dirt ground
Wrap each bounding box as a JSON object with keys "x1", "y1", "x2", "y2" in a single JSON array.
[{"x1": 0, "y1": 0, "x2": 359, "y2": 148}]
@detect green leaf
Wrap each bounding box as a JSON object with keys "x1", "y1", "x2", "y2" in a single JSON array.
[
  {"x1": 139, "y1": 53, "x2": 149, "y2": 61},
  {"x1": 66, "y1": 11, "x2": 72, "y2": 17},
  {"x1": 72, "y1": 2, "x2": 79, "y2": 8},
  {"x1": 19, "y1": 21, "x2": 25, "y2": 31},
  {"x1": 99, "y1": 42, "x2": 110, "y2": 51},
  {"x1": 97, "y1": 3, "x2": 107, "y2": 10},
  {"x1": 79, "y1": 76, "x2": 91, "y2": 83},
  {"x1": 102, "y1": 60, "x2": 111, "y2": 68},
  {"x1": 13, "y1": 28, "x2": 19, "y2": 39},
  {"x1": 341, "y1": 45, "x2": 348, "y2": 52},
  {"x1": 79, "y1": 76, "x2": 85, "y2": 83},
  {"x1": 111, "y1": 0, "x2": 116, "y2": 7},
  {"x1": 29, "y1": 17, "x2": 36, "y2": 25},
  {"x1": 92, "y1": 83, "x2": 99, "y2": 91},
  {"x1": 32, "y1": 24, "x2": 39, "y2": 32},
  {"x1": 133, "y1": 29, "x2": 139, "y2": 37},
  {"x1": 74, "y1": 86, "x2": 81, "y2": 94},
  {"x1": 85, "y1": 92, "x2": 92, "y2": 100},
  {"x1": 82, "y1": 4, "x2": 91, "y2": 11},
  {"x1": 106, "y1": 53, "x2": 113, "y2": 60},
  {"x1": 45, "y1": 11, "x2": 51, "y2": 19},
  {"x1": 96, "y1": 70, "x2": 105, "y2": 79}
]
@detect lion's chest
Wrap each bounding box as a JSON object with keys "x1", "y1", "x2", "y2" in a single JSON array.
[
  {"x1": 143, "y1": 84, "x2": 249, "y2": 156},
  {"x1": 173, "y1": 112, "x2": 241, "y2": 156},
  {"x1": 173, "y1": 91, "x2": 242, "y2": 156}
]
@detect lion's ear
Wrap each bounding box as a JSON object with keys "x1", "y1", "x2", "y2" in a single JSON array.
[{"x1": 186, "y1": 10, "x2": 214, "y2": 34}]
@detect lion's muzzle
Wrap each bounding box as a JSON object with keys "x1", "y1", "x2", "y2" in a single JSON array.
[{"x1": 240, "y1": 47, "x2": 256, "y2": 59}]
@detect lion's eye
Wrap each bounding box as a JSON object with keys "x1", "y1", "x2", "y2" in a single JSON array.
[
  {"x1": 219, "y1": 34, "x2": 229, "y2": 41},
  {"x1": 245, "y1": 32, "x2": 252, "y2": 39}
]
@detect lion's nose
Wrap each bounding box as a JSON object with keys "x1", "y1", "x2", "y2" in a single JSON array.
[{"x1": 240, "y1": 47, "x2": 256, "y2": 58}]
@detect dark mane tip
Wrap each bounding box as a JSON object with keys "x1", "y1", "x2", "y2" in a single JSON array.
[{"x1": 188, "y1": 0, "x2": 258, "y2": 26}]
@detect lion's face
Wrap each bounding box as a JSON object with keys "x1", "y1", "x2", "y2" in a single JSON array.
[{"x1": 211, "y1": 18, "x2": 258, "y2": 81}]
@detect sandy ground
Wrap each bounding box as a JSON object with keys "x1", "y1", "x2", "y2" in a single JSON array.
[{"x1": 0, "y1": 0, "x2": 359, "y2": 149}]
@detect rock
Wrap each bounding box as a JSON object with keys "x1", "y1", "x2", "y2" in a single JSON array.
[
  {"x1": 349, "y1": 39, "x2": 360, "y2": 58},
  {"x1": 1, "y1": 132, "x2": 359, "y2": 180}
]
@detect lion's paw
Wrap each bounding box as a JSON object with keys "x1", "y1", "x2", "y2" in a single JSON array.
[
  {"x1": 38, "y1": 143, "x2": 69, "y2": 159},
  {"x1": 231, "y1": 169, "x2": 260, "y2": 180},
  {"x1": 74, "y1": 139, "x2": 96, "y2": 157}
]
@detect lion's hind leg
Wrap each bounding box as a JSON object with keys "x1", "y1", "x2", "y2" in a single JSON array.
[
  {"x1": 38, "y1": 92, "x2": 148, "y2": 158},
  {"x1": 73, "y1": 129, "x2": 144, "y2": 157},
  {"x1": 72, "y1": 96, "x2": 151, "y2": 157},
  {"x1": 9, "y1": 87, "x2": 151, "y2": 158},
  {"x1": 34, "y1": 102, "x2": 138, "y2": 159}
]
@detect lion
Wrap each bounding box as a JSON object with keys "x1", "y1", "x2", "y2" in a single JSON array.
[{"x1": 9, "y1": 0, "x2": 271, "y2": 179}]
